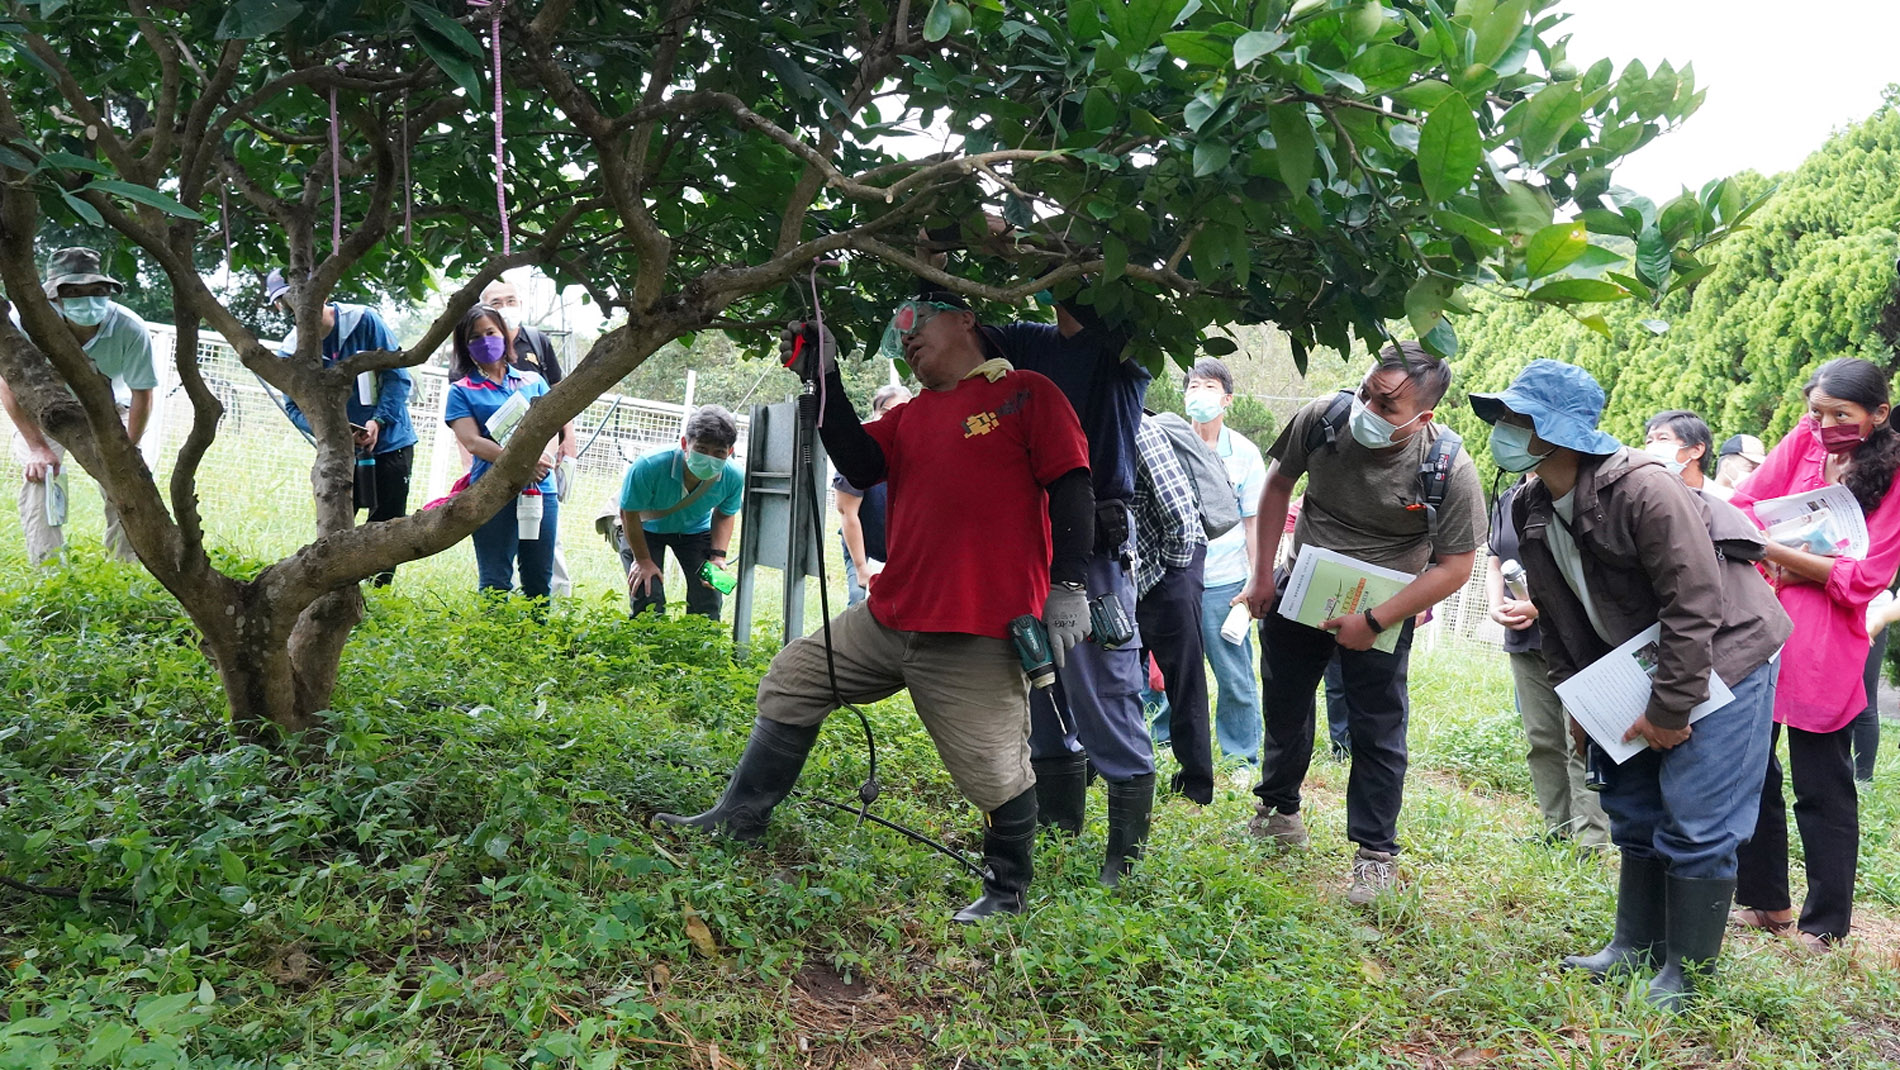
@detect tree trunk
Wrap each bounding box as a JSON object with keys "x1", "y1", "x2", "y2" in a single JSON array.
[{"x1": 196, "y1": 581, "x2": 364, "y2": 739}]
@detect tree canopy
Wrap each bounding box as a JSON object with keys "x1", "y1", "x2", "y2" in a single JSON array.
[
  {"x1": 1443, "y1": 91, "x2": 1900, "y2": 472},
  {"x1": 0, "y1": 0, "x2": 1738, "y2": 730}
]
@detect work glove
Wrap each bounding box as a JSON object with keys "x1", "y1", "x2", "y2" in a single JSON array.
[
  {"x1": 1043, "y1": 582, "x2": 1090, "y2": 669},
  {"x1": 779, "y1": 320, "x2": 837, "y2": 382}
]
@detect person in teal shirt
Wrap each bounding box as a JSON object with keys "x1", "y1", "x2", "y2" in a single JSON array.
[{"x1": 617, "y1": 405, "x2": 744, "y2": 618}]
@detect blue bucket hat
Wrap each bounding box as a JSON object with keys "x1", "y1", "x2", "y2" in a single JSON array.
[{"x1": 1467, "y1": 359, "x2": 1622, "y2": 456}]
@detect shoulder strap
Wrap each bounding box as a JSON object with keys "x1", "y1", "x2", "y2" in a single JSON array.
[
  {"x1": 1304, "y1": 390, "x2": 1355, "y2": 456},
  {"x1": 1417, "y1": 425, "x2": 1463, "y2": 543},
  {"x1": 639, "y1": 466, "x2": 719, "y2": 522}
]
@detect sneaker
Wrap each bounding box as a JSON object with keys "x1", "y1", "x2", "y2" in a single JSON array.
[
  {"x1": 1346, "y1": 848, "x2": 1395, "y2": 905},
  {"x1": 1247, "y1": 805, "x2": 1309, "y2": 847}
]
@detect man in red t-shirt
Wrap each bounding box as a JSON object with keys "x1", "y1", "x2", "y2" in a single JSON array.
[{"x1": 658, "y1": 297, "x2": 1094, "y2": 924}]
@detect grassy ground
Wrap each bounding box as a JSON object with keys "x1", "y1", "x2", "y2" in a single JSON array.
[{"x1": 7, "y1": 547, "x2": 1900, "y2": 1068}]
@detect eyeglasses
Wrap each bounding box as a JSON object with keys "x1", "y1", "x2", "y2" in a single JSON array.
[{"x1": 878, "y1": 299, "x2": 964, "y2": 361}]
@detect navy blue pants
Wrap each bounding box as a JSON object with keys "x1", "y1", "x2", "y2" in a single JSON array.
[
  {"x1": 1029, "y1": 542, "x2": 1155, "y2": 783},
  {"x1": 472, "y1": 494, "x2": 558, "y2": 599}
]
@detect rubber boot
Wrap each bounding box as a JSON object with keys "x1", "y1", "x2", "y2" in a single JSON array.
[
  {"x1": 654, "y1": 717, "x2": 819, "y2": 840},
  {"x1": 1559, "y1": 852, "x2": 1666, "y2": 980},
  {"x1": 1646, "y1": 875, "x2": 1736, "y2": 1012},
  {"x1": 952, "y1": 788, "x2": 1037, "y2": 923},
  {"x1": 1099, "y1": 773, "x2": 1155, "y2": 888},
  {"x1": 1032, "y1": 754, "x2": 1088, "y2": 835}
]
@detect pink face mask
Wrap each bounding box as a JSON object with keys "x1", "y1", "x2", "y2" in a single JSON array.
[{"x1": 1817, "y1": 421, "x2": 1867, "y2": 455}]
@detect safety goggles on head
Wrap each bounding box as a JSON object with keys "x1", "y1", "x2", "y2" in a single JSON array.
[{"x1": 878, "y1": 299, "x2": 964, "y2": 362}]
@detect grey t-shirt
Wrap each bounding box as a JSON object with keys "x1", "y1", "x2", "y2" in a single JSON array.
[{"x1": 1268, "y1": 395, "x2": 1486, "y2": 575}]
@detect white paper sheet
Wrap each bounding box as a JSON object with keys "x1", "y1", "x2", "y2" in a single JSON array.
[
  {"x1": 1555, "y1": 623, "x2": 1734, "y2": 764},
  {"x1": 1752, "y1": 483, "x2": 1868, "y2": 558}
]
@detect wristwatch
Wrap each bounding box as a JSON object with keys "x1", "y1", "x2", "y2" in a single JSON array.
[
  {"x1": 709, "y1": 549, "x2": 728, "y2": 562},
  {"x1": 1362, "y1": 608, "x2": 1387, "y2": 635}
]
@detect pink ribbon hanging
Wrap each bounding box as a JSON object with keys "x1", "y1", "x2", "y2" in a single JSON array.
[
  {"x1": 401, "y1": 90, "x2": 413, "y2": 245},
  {"x1": 328, "y1": 76, "x2": 343, "y2": 252},
  {"x1": 468, "y1": 0, "x2": 510, "y2": 254},
  {"x1": 219, "y1": 184, "x2": 233, "y2": 271}
]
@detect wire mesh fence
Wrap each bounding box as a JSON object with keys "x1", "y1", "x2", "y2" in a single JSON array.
[{"x1": 0, "y1": 319, "x2": 1504, "y2": 648}]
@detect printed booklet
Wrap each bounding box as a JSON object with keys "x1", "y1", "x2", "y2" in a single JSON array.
[
  {"x1": 1277, "y1": 545, "x2": 1414, "y2": 655},
  {"x1": 1555, "y1": 623, "x2": 1734, "y2": 764}
]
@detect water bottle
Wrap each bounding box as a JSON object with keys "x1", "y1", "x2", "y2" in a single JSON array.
[
  {"x1": 1501, "y1": 558, "x2": 1529, "y2": 600},
  {"x1": 1220, "y1": 601, "x2": 1254, "y2": 644}
]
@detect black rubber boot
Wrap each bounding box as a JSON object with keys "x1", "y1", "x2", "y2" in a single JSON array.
[
  {"x1": 1032, "y1": 755, "x2": 1088, "y2": 835},
  {"x1": 952, "y1": 788, "x2": 1037, "y2": 924},
  {"x1": 654, "y1": 717, "x2": 820, "y2": 840},
  {"x1": 1560, "y1": 852, "x2": 1666, "y2": 981},
  {"x1": 1099, "y1": 773, "x2": 1156, "y2": 888},
  {"x1": 1646, "y1": 875, "x2": 1736, "y2": 1012}
]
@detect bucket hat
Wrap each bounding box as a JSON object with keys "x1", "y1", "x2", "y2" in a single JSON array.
[
  {"x1": 1467, "y1": 359, "x2": 1621, "y2": 456},
  {"x1": 41, "y1": 247, "x2": 123, "y2": 297}
]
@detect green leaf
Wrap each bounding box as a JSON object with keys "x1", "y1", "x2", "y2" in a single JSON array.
[
  {"x1": 1523, "y1": 221, "x2": 1585, "y2": 279},
  {"x1": 1161, "y1": 31, "x2": 1231, "y2": 65},
  {"x1": 1431, "y1": 210, "x2": 1507, "y2": 249},
  {"x1": 1564, "y1": 243, "x2": 1628, "y2": 278},
  {"x1": 1525, "y1": 277, "x2": 1630, "y2": 304},
  {"x1": 1513, "y1": 82, "x2": 1582, "y2": 162},
  {"x1": 1405, "y1": 274, "x2": 1455, "y2": 338},
  {"x1": 60, "y1": 190, "x2": 103, "y2": 226},
  {"x1": 1416, "y1": 98, "x2": 1481, "y2": 204},
  {"x1": 1575, "y1": 208, "x2": 1634, "y2": 238},
  {"x1": 1348, "y1": 43, "x2": 1425, "y2": 94},
  {"x1": 215, "y1": 0, "x2": 305, "y2": 40},
  {"x1": 134, "y1": 991, "x2": 198, "y2": 1031},
  {"x1": 0, "y1": 143, "x2": 33, "y2": 171},
  {"x1": 1183, "y1": 91, "x2": 1220, "y2": 133},
  {"x1": 38, "y1": 151, "x2": 110, "y2": 175},
  {"x1": 1117, "y1": 0, "x2": 1191, "y2": 50},
  {"x1": 1192, "y1": 141, "x2": 1232, "y2": 178},
  {"x1": 1101, "y1": 233, "x2": 1128, "y2": 281},
  {"x1": 87, "y1": 179, "x2": 204, "y2": 220},
  {"x1": 1421, "y1": 317, "x2": 1459, "y2": 358},
  {"x1": 1202, "y1": 335, "x2": 1239, "y2": 355},
  {"x1": 923, "y1": 0, "x2": 954, "y2": 42},
  {"x1": 404, "y1": 1, "x2": 482, "y2": 57},
  {"x1": 1635, "y1": 224, "x2": 1670, "y2": 288},
  {"x1": 1576, "y1": 313, "x2": 1611, "y2": 338},
  {"x1": 1267, "y1": 104, "x2": 1316, "y2": 193},
  {"x1": 1233, "y1": 29, "x2": 1287, "y2": 67},
  {"x1": 416, "y1": 27, "x2": 480, "y2": 99},
  {"x1": 1473, "y1": 0, "x2": 1530, "y2": 67},
  {"x1": 1082, "y1": 89, "x2": 1116, "y2": 132},
  {"x1": 1484, "y1": 179, "x2": 1554, "y2": 236}
]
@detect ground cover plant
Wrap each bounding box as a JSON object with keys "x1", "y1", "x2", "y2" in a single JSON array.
[{"x1": 8, "y1": 545, "x2": 1900, "y2": 1068}]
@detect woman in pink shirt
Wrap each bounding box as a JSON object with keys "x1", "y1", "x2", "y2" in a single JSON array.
[{"x1": 1727, "y1": 358, "x2": 1900, "y2": 948}]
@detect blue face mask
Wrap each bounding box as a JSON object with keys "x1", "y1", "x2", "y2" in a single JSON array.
[
  {"x1": 1184, "y1": 390, "x2": 1224, "y2": 424},
  {"x1": 1490, "y1": 422, "x2": 1552, "y2": 473},
  {"x1": 684, "y1": 449, "x2": 726, "y2": 480},
  {"x1": 60, "y1": 296, "x2": 110, "y2": 327}
]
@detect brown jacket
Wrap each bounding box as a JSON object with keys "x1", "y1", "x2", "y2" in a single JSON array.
[{"x1": 1513, "y1": 449, "x2": 1791, "y2": 730}]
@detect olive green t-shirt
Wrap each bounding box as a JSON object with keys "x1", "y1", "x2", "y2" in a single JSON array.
[{"x1": 1268, "y1": 395, "x2": 1486, "y2": 575}]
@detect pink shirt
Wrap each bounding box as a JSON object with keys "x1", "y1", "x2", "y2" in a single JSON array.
[{"x1": 1729, "y1": 415, "x2": 1900, "y2": 732}]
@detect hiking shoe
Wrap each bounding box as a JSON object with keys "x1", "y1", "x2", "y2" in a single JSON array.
[
  {"x1": 1347, "y1": 848, "x2": 1396, "y2": 905},
  {"x1": 1247, "y1": 805, "x2": 1309, "y2": 847}
]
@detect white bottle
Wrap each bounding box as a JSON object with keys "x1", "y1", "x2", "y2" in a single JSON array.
[
  {"x1": 1220, "y1": 601, "x2": 1254, "y2": 645},
  {"x1": 516, "y1": 492, "x2": 544, "y2": 540}
]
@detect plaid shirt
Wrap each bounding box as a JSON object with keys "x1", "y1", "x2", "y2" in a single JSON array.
[{"x1": 1132, "y1": 416, "x2": 1206, "y2": 598}]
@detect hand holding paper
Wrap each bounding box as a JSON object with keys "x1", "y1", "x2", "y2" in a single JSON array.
[{"x1": 1555, "y1": 623, "x2": 1733, "y2": 764}]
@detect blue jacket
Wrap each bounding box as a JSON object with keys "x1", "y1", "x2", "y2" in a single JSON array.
[{"x1": 276, "y1": 302, "x2": 417, "y2": 454}]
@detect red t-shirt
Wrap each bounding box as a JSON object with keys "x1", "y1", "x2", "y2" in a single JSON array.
[{"x1": 863, "y1": 369, "x2": 1090, "y2": 638}]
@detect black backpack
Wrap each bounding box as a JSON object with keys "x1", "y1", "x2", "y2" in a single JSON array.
[{"x1": 1304, "y1": 390, "x2": 1463, "y2": 542}]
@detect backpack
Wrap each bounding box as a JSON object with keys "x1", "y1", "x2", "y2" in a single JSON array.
[
  {"x1": 1149, "y1": 412, "x2": 1241, "y2": 540},
  {"x1": 1304, "y1": 389, "x2": 1464, "y2": 543}
]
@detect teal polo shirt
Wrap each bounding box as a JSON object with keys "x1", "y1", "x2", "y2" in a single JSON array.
[{"x1": 619, "y1": 448, "x2": 744, "y2": 535}]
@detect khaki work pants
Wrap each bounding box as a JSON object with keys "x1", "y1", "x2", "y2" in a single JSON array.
[
  {"x1": 12, "y1": 432, "x2": 134, "y2": 567},
  {"x1": 757, "y1": 601, "x2": 1033, "y2": 812}
]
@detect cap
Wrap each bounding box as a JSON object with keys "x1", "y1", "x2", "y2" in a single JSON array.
[
  {"x1": 1718, "y1": 434, "x2": 1767, "y2": 464},
  {"x1": 264, "y1": 268, "x2": 291, "y2": 303},
  {"x1": 41, "y1": 247, "x2": 123, "y2": 297}
]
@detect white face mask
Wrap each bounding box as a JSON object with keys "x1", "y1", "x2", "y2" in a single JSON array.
[
  {"x1": 1348, "y1": 395, "x2": 1424, "y2": 449},
  {"x1": 496, "y1": 306, "x2": 524, "y2": 332},
  {"x1": 1643, "y1": 440, "x2": 1686, "y2": 476}
]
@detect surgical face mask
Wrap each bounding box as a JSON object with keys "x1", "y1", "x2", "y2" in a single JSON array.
[
  {"x1": 1348, "y1": 395, "x2": 1423, "y2": 450},
  {"x1": 496, "y1": 306, "x2": 524, "y2": 332},
  {"x1": 60, "y1": 296, "x2": 109, "y2": 327},
  {"x1": 1643, "y1": 440, "x2": 1686, "y2": 475},
  {"x1": 1490, "y1": 422, "x2": 1552, "y2": 474},
  {"x1": 1184, "y1": 390, "x2": 1224, "y2": 424},
  {"x1": 1817, "y1": 421, "x2": 1867, "y2": 455},
  {"x1": 469, "y1": 334, "x2": 508, "y2": 366},
  {"x1": 685, "y1": 449, "x2": 726, "y2": 480}
]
